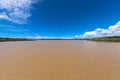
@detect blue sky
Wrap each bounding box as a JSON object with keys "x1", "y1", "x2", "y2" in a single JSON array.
[{"x1": 0, "y1": 0, "x2": 120, "y2": 38}]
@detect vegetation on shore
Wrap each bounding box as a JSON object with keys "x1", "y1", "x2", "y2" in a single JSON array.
[
  {"x1": 1, "y1": 36, "x2": 120, "y2": 42},
  {"x1": 87, "y1": 36, "x2": 120, "y2": 42},
  {"x1": 0, "y1": 38, "x2": 30, "y2": 42}
]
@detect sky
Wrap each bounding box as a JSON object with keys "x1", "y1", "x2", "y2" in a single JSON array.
[{"x1": 0, "y1": 0, "x2": 120, "y2": 39}]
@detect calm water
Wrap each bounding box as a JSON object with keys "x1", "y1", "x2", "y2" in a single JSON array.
[{"x1": 0, "y1": 40, "x2": 120, "y2": 80}]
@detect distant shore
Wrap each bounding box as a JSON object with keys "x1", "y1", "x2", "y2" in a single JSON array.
[
  {"x1": 1, "y1": 36, "x2": 120, "y2": 42},
  {"x1": 0, "y1": 38, "x2": 30, "y2": 42},
  {"x1": 87, "y1": 36, "x2": 120, "y2": 42},
  {"x1": 35, "y1": 36, "x2": 120, "y2": 42}
]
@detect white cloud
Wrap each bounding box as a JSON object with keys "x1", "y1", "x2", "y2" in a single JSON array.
[
  {"x1": 80, "y1": 21, "x2": 120, "y2": 38},
  {"x1": 34, "y1": 36, "x2": 43, "y2": 39},
  {"x1": 26, "y1": 35, "x2": 53, "y2": 39},
  {"x1": 26, "y1": 35, "x2": 75, "y2": 39},
  {"x1": 0, "y1": 0, "x2": 38, "y2": 24},
  {"x1": 0, "y1": 12, "x2": 11, "y2": 21}
]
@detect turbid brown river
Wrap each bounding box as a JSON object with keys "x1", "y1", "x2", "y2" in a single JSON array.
[{"x1": 0, "y1": 40, "x2": 120, "y2": 80}]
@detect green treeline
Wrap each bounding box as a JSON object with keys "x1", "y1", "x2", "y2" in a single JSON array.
[
  {"x1": 0, "y1": 38, "x2": 29, "y2": 42},
  {"x1": 87, "y1": 36, "x2": 120, "y2": 42},
  {"x1": 1, "y1": 36, "x2": 120, "y2": 42}
]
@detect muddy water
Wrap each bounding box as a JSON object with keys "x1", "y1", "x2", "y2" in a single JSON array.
[{"x1": 0, "y1": 40, "x2": 120, "y2": 80}]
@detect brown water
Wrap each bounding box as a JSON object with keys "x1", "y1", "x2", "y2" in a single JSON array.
[{"x1": 0, "y1": 40, "x2": 120, "y2": 80}]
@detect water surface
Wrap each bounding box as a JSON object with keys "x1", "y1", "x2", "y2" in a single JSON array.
[{"x1": 0, "y1": 40, "x2": 120, "y2": 80}]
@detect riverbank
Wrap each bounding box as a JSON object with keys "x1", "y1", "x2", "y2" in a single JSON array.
[
  {"x1": 87, "y1": 36, "x2": 120, "y2": 42},
  {"x1": 0, "y1": 38, "x2": 30, "y2": 42}
]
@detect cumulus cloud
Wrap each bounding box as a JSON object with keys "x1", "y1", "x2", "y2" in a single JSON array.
[
  {"x1": 80, "y1": 21, "x2": 120, "y2": 38},
  {"x1": 26, "y1": 35, "x2": 55, "y2": 39},
  {"x1": 26, "y1": 35, "x2": 74, "y2": 39},
  {"x1": 0, "y1": 0, "x2": 38, "y2": 24}
]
